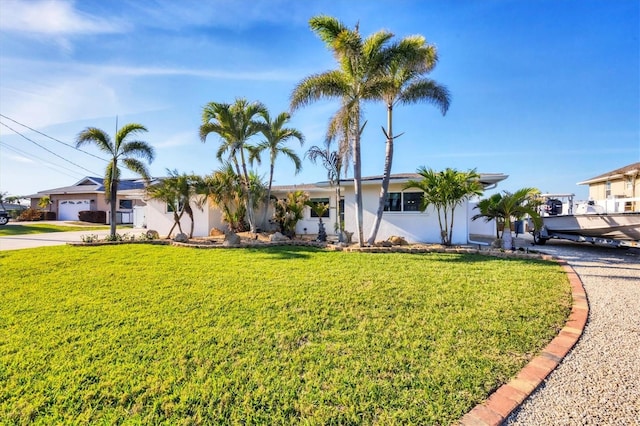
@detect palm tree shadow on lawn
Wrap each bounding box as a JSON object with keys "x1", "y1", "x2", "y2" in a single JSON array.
[{"x1": 248, "y1": 247, "x2": 315, "y2": 260}]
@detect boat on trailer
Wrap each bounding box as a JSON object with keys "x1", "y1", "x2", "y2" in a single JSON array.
[{"x1": 531, "y1": 194, "x2": 640, "y2": 248}]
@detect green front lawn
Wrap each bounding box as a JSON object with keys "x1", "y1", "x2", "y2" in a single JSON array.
[
  {"x1": 0, "y1": 223, "x2": 112, "y2": 236},
  {"x1": 0, "y1": 245, "x2": 571, "y2": 425}
]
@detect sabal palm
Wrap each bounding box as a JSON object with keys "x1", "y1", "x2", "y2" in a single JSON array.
[
  {"x1": 76, "y1": 123, "x2": 155, "y2": 238},
  {"x1": 367, "y1": 35, "x2": 451, "y2": 244},
  {"x1": 405, "y1": 167, "x2": 482, "y2": 245},
  {"x1": 200, "y1": 98, "x2": 267, "y2": 233},
  {"x1": 255, "y1": 110, "x2": 304, "y2": 227},
  {"x1": 291, "y1": 15, "x2": 393, "y2": 246}
]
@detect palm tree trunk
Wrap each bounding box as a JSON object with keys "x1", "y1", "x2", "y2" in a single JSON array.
[
  {"x1": 262, "y1": 163, "x2": 275, "y2": 229},
  {"x1": 109, "y1": 181, "x2": 117, "y2": 238},
  {"x1": 502, "y1": 217, "x2": 513, "y2": 250},
  {"x1": 436, "y1": 207, "x2": 446, "y2": 244},
  {"x1": 335, "y1": 184, "x2": 342, "y2": 241},
  {"x1": 185, "y1": 204, "x2": 195, "y2": 238},
  {"x1": 367, "y1": 103, "x2": 394, "y2": 245},
  {"x1": 239, "y1": 149, "x2": 256, "y2": 234},
  {"x1": 353, "y1": 112, "x2": 365, "y2": 246},
  {"x1": 168, "y1": 211, "x2": 183, "y2": 238},
  {"x1": 448, "y1": 206, "x2": 455, "y2": 245}
]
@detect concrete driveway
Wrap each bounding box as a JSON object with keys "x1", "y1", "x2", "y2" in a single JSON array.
[{"x1": 0, "y1": 222, "x2": 144, "y2": 251}]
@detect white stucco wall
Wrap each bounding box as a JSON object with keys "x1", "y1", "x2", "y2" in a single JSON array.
[
  {"x1": 145, "y1": 198, "x2": 225, "y2": 238},
  {"x1": 341, "y1": 182, "x2": 472, "y2": 245},
  {"x1": 467, "y1": 200, "x2": 499, "y2": 237}
]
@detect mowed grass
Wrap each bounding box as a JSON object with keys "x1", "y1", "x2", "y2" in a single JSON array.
[
  {"x1": 0, "y1": 245, "x2": 571, "y2": 425},
  {"x1": 0, "y1": 223, "x2": 110, "y2": 236}
]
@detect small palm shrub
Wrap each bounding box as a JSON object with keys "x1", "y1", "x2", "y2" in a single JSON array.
[{"x1": 273, "y1": 190, "x2": 308, "y2": 238}]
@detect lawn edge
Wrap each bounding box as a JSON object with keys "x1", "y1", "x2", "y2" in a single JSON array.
[{"x1": 458, "y1": 257, "x2": 587, "y2": 426}]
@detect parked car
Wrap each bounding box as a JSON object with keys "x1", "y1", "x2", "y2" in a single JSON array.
[{"x1": 0, "y1": 211, "x2": 8, "y2": 225}]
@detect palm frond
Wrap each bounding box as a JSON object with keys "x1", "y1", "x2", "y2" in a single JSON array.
[{"x1": 76, "y1": 127, "x2": 114, "y2": 155}]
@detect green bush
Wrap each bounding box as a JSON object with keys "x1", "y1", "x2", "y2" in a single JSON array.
[{"x1": 78, "y1": 210, "x2": 107, "y2": 223}]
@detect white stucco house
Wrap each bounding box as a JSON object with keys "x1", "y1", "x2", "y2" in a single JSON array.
[{"x1": 140, "y1": 172, "x2": 508, "y2": 245}]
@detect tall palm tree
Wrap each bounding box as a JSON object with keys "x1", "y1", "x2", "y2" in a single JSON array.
[
  {"x1": 200, "y1": 98, "x2": 267, "y2": 233},
  {"x1": 254, "y1": 110, "x2": 304, "y2": 228},
  {"x1": 291, "y1": 15, "x2": 393, "y2": 246},
  {"x1": 306, "y1": 137, "x2": 344, "y2": 237},
  {"x1": 367, "y1": 35, "x2": 451, "y2": 245},
  {"x1": 404, "y1": 167, "x2": 483, "y2": 245},
  {"x1": 76, "y1": 123, "x2": 155, "y2": 238}
]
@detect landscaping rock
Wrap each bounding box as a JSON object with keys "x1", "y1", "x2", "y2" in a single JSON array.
[
  {"x1": 269, "y1": 232, "x2": 290, "y2": 242},
  {"x1": 173, "y1": 233, "x2": 188, "y2": 243},
  {"x1": 209, "y1": 228, "x2": 224, "y2": 237},
  {"x1": 388, "y1": 236, "x2": 409, "y2": 246},
  {"x1": 491, "y1": 238, "x2": 502, "y2": 249},
  {"x1": 146, "y1": 230, "x2": 159, "y2": 240},
  {"x1": 375, "y1": 240, "x2": 393, "y2": 247},
  {"x1": 223, "y1": 231, "x2": 241, "y2": 247}
]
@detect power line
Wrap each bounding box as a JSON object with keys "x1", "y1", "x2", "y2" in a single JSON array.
[
  {"x1": 0, "y1": 114, "x2": 108, "y2": 162},
  {"x1": 0, "y1": 141, "x2": 85, "y2": 180},
  {"x1": 0, "y1": 121, "x2": 102, "y2": 176}
]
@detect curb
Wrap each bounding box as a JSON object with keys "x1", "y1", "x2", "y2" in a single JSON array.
[{"x1": 459, "y1": 257, "x2": 588, "y2": 426}]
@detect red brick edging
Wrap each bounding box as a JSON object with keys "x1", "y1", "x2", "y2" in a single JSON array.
[{"x1": 459, "y1": 257, "x2": 588, "y2": 425}]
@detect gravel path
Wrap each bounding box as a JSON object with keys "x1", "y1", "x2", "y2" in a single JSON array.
[{"x1": 505, "y1": 241, "x2": 640, "y2": 425}]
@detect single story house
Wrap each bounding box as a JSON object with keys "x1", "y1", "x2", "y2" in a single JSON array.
[
  {"x1": 27, "y1": 177, "x2": 147, "y2": 223},
  {"x1": 142, "y1": 172, "x2": 508, "y2": 245},
  {"x1": 577, "y1": 162, "x2": 640, "y2": 212}
]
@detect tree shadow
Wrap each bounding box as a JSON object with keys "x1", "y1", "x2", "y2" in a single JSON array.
[{"x1": 249, "y1": 246, "x2": 321, "y2": 260}]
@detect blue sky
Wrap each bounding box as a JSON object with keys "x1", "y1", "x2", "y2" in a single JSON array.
[{"x1": 0, "y1": 0, "x2": 638, "y2": 200}]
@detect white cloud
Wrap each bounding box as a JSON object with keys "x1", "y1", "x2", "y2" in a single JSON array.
[
  {"x1": 154, "y1": 131, "x2": 199, "y2": 149},
  {"x1": 0, "y1": 0, "x2": 127, "y2": 35},
  {"x1": 7, "y1": 153, "x2": 35, "y2": 164},
  {"x1": 130, "y1": 0, "x2": 312, "y2": 31}
]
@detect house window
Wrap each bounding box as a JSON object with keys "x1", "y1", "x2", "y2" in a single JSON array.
[
  {"x1": 605, "y1": 181, "x2": 611, "y2": 198},
  {"x1": 403, "y1": 192, "x2": 423, "y2": 211},
  {"x1": 626, "y1": 177, "x2": 633, "y2": 190},
  {"x1": 119, "y1": 199, "x2": 132, "y2": 209},
  {"x1": 339, "y1": 198, "x2": 344, "y2": 224},
  {"x1": 384, "y1": 192, "x2": 402, "y2": 211},
  {"x1": 309, "y1": 198, "x2": 330, "y2": 218},
  {"x1": 167, "y1": 199, "x2": 185, "y2": 213},
  {"x1": 384, "y1": 192, "x2": 423, "y2": 212}
]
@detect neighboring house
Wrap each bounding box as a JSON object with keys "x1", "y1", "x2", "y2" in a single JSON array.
[
  {"x1": 28, "y1": 177, "x2": 147, "y2": 223},
  {"x1": 577, "y1": 162, "x2": 640, "y2": 212},
  {"x1": 144, "y1": 172, "x2": 508, "y2": 245}
]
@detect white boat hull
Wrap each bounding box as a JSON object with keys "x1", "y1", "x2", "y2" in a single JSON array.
[{"x1": 542, "y1": 213, "x2": 640, "y2": 241}]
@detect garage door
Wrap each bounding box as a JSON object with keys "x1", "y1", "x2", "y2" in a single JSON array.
[{"x1": 59, "y1": 200, "x2": 90, "y2": 221}]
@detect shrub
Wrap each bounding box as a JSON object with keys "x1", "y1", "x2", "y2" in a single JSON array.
[
  {"x1": 18, "y1": 208, "x2": 43, "y2": 221},
  {"x1": 78, "y1": 210, "x2": 106, "y2": 224},
  {"x1": 273, "y1": 190, "x2": 309, "y2": 238},
  {"x1": 81, "y1": 234, "x2": 99, "y2": 243}
]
